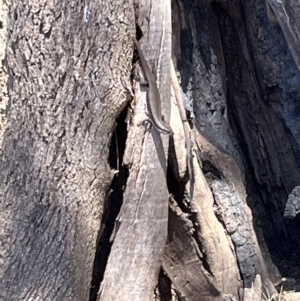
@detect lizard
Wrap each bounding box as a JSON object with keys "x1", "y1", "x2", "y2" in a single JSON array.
[{"x1": 133, "y1": 38, "x2": 174, "y2": 135}]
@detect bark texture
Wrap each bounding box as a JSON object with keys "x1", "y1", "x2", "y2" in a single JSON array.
[
  {"x1": 0, "y1": 0, "x2": 8, "y2": 146},
  {"x1": 0, "y1": 0, "x2": 134, "y2": 300},
  {"x1": 1, "y1": 0, "x2": 300, "y2": 300},
  {"x1": 165, "y1": 0, "x2": 300, "y2": 298}
]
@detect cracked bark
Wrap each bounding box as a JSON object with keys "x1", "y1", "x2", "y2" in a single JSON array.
[
  {"x1": 0, "y1": 0, "x2": 134, "y2": 300},
  {"x1": 1, "y1": 0, "x2": 300, "y2": 300}
]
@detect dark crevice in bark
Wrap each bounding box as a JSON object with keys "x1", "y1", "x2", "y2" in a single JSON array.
[
  {"x1": 89, "y1": 107, "x2": 129, "y2": 301},
  {"x1": 202, "y1": 159, "x2": 223, "y2": 182},
  {"x1": 167, "y1": 140, "x2": 187, "y2": 203},
  {"x1": 239, "y1": 0, "x2": 300, "y2": 170},
  {"x1": 157, "y1": 269, "x2": 173, "y2": 301},
  {"x1": 167, "y1": 152, "x2": 214, "y2": 277},
  {"x1": 213, "y1": 0, "x2": 300, "y2": 280},
  {"x1": 282, "y1": 122, "x2": 300, "y2": 168}
]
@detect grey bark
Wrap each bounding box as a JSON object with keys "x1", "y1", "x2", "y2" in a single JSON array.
[
  {"x1": 98, "y1": 0, "x2": 172, "y2": 299},
  {"x1": 284, "y1": 186, "x2": 300, "y2": 218},
  {"x1": 0, "y1": 0, "x2": 8, "y2": 146},
  {"x1": 0, "y1": 0, "x2": 134, "y2": 300},
  {"x1": 1, "y1": 0, "x2": 300, "y2": 300}
]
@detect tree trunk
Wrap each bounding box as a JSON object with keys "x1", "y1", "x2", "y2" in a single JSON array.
[
  {"x1": 1, "y1": 0, "x2": 300, "y2": 300},
  {"x1": 0, "y1": 0, "x2": 134, "y2": 300}
]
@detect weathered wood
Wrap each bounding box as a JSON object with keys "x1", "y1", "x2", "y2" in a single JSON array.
[
  {"x1": 267, "y1": 0, "x2": 300, "y2": 71},
  {"x1": 171, "y1": 61, "x2": 193, "y2": 198},
  {"x1": 243, "y1": 275, "x2": 261, "y2": 301},
  {"x1": 1, "y1": 0, "x2": 300, "y2": 299},
  {"x1": 163, "y1": 198, "x2": 228, "y2": 301},
  {"x1": 211, "y1": 180, "x2": 275, "y2": 294},
  {"x1": 166, "y1": 0, "x2": 297, "y2": 297},
  {"x1": 195, "y1": 132, "x2": 276, "y2": 293},
  {"x1": 97, "y1": 0, "x2": 172, "y2": 300}
]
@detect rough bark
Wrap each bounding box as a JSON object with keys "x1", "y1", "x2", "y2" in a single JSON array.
[
  {"x1": 165, "y1": 0, "x2": 277, "y2": 298},
  {"x1": 163, "y1": 0, "x2": 300, "y2": 299},
  {"x1": 0, "y1": 0, "x2": 8, "y2": 146},
  {"x1": 0, "y1": 0, "x2": 134, "y2": 300},
  {"x1": 284, "y1": 186, "x2": 300, "y2": 219},
  {"x1": 219, "y1": 0, "x2": 300, "y2": 279},
  {"x1": 1, "y1": 0, "x2": 300, "y2": 300}
]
